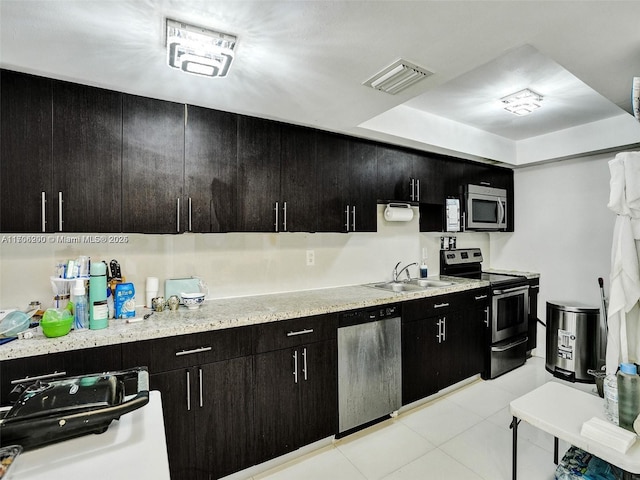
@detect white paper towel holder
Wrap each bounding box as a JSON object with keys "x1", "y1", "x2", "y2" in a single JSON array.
[{"x1": 384, "y1": 203, "x2": 414, "y2": 222}]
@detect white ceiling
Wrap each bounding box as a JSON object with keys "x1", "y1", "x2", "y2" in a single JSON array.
[{"x1": 1, "y1": 0, "x2": 639, "y2": 166}]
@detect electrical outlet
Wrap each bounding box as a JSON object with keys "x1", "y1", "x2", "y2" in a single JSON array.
[{"x1": 306, "y1": 250, "x2": 315, "y2": 266}]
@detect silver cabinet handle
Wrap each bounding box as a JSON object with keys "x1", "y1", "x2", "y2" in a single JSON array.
[
  {"x1": 416, "y1": 179, "x2": 420, "y2": 202},
  {"x1": 175, "y1": 346, "x2": 212, "y2": 357},
  {"x1": 58, "y1": 191, "x2": 63, "y2": 231},
  {"x1": 186, "y1": 369, "x2": 191, "y2": 411},
  {"x1": 484, "y1": 306, "x2": 490, "y2": 327},
  {"x1": 410, "y1": 178, "x2": 415, "y2": 201},
  {"x1": 302, "y1": 347, "x2": 308, "y2": 381},
  {"x1": 345, "y1": 204, "x2": 350, "y2": 231},
  {"x1": 274, "y1": 201, "x2": 279, "y2": 232},
  {"x1": 434, "y1": 302, "x2": 450, "y2": 309},
  {"x1": 11, "y1": 371, "x2": 67, "y2": 385},
  {"x1": 293, "y1": 350, "x2": 298, "y2": 384},
  {"x1": 188, "y1": 197, "x2": 192, "y2": 232},
  {"x1": 351, "y1": 205, "x2": 356, "y2": 232},
  {"x1": 475, "y1": 295, "x2": 488, "y2": 300},
  {"x1": 286, "y1": 328, "x2": 314, "y2": 337},
  {"x1": 442, "y1": 317, "x2": 447, "y2": 342},
  {"x1": 176, "y1": 197, "x2": 181, "y2": 233},
  {"x1": 198, "y1": 367, "x2": 204, "y2": 408},
  {"x1": 436, "y1": 319, "x2": 442, "y2": 343},
  {"x1": 283, "y1": 201, "x2": 287, "y2": 232},
  {"x1": 41, "y1": 192, "x2": 47, "y2": 232}
]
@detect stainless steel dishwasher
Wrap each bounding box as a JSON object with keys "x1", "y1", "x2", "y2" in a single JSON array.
[{"x1": 337, "y1": 304, "x2": 401, "y2": 435}]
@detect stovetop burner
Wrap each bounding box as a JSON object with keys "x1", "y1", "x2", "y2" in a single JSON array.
[{"x1": 440, "y1": 248, "x2": 527, "y2": 287}]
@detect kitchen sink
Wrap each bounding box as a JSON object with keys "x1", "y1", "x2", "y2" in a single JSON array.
[
  {"x1": 370, "y1": 282, "x2": 427, "y2": 292},
  {"x1": 409, "y1": 279, "x2": 454, "y2": 288},
  {"x1": 368, "y1": 278, "x2": 455, "y2": 292}
]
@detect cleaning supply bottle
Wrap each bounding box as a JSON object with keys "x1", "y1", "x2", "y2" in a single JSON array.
[
  {"x1": 89, "y1": 261, "x2": 109, "y2": 330},
  {"x1": 617, "y1": 363, "x2": 640, "y2": 431},
  {"x1": 420, "y1": 248, "x2": 428, "y2": 278},
  {"x1": 72, "y1": 279, "x2": 88, "y2": 330}
]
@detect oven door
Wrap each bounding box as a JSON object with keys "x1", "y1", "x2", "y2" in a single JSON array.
[{"x1": 491, "y1": 285, "x2": 529, "y2": 343}]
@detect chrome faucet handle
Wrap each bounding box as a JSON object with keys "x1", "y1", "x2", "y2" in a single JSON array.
[{"x1": 393, "y1": 261, "x2": 402, "y2": 282}]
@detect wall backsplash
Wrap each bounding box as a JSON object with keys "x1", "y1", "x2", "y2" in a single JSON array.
[{"x1": 0, "y1": 206, "x2": 490, "y2": 309}]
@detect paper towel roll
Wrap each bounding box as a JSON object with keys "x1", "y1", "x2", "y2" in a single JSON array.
[{"x1": 384, "y1": 205, "x2": 414, "y2": 222}]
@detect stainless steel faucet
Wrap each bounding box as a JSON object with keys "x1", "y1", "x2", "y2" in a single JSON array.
[{"x1": 393, "y1": 262, "x2": 417, "y2": 282}]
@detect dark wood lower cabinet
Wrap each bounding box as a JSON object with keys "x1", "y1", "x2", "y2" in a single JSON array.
[
  {"x1": 253, "y1": 339, "x2": 337, "y2": 465},
  {"x1": 402, "y1": 290, "x2": 489, "y2": 406},
  {"x1": 151, "y1": 358, "x2": 254, "y2": 480}
]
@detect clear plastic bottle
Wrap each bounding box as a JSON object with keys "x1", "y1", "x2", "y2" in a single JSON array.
[
  {"x1": 72, "y1": 279, "x2": 88, "y2": 330},
  {"x1": 617, "y1": 363, "x2": 640, "y2": 431},
  {"x1": 604, "y1": 373, "x2": 619, "y2": 425}
]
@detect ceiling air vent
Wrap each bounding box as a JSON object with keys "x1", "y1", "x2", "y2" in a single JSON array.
[{"x1": 363, "y1": 59, "x2": 433, "y2": 95}]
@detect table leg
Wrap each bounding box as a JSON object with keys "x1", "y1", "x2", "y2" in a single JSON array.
[{"x1": 510, "y1": 416, "x2": 520, "y2": 480}]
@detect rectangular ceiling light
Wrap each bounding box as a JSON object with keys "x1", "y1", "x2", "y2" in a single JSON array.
[
  {"x1": 363, "y1": 59, "x2": 434, "y2": 95},
  {"x1": 166, "y1": 19, "x2": 237, "y2": 78},
  {"x1": 501, "y1": 88, "x2": 543, "y2": 116}
]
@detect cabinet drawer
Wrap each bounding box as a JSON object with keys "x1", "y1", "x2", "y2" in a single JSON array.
[
  {"x1": 253, "y1": 314, "x2": 338, "y2": 353},
  {"x1": 122, "y1": 326, "x2": 252, "y2": 374},
  {"x1": 403, "y1": 288, "x2": 490, "y2": 323}
]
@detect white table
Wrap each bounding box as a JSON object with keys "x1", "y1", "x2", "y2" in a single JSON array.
[
  {"x1": 509, "y1": 382, "x2": 640, "y2": 480},
  {"x1": 9, "y1": 390, "x2": 170, "y2": 479}
]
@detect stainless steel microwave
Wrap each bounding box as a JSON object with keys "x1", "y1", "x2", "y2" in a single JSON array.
[{"x1": 465, "y1": 184, "x2": 507, "y2": 231}]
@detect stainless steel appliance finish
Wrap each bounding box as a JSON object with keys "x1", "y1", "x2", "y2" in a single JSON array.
[
  {"x1": 337, "y1": 305, "x2": 401, "y2": 435},
  {"x1": 465, "y1": 184, "x2": 508, "y2": 231},
  {"x1": 440, "y1": 248, "x2": 529, "y2": 379},
  {"x1": 546, "y1": 301, "x2": 599, "y2": 383}
]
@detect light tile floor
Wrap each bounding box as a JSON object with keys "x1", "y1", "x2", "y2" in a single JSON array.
[{"x1": 228, "y1": 355, "x2": 600, "y2": 480}]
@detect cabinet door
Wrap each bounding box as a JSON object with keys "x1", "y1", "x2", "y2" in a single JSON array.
[
  {"x1": 184, "y1": 105, "x2": 238, "y2": 232},
  {"x1": 376, "y1": 145, "x2": 416, "y2": 202},
  {"x1": 0, "y1": 70, "x2": 53, "y2": 233},
  {"x1": 528, "y1": 279, "x2": 540, "y2": 352},
  {"x1": 348, "y1": 140, "x2": 378, "y2": 232},
  {"x1": 414, "y1": 155, "x2": 462, "y2": 205},
  {"x1": 237, "y1": 116, "x2": 281, "y2": 232},
  {"x1": 196, "y1": 357, "x2": 254, "y2": 479},
  {"x1": 316, "y1": 132, "x2": 350, "y2": 232},
  {"x1": 298, "y1": 340, "x2": 337, "y2": 446},
  {"x1": 150, "y1": 369, "x2": 198, "y2": 480},
  {"x1": 280, "y1": 125, "x2": 317, "y2": 232},
  {"x1": 52, "y1": 81, "x2": 122, "y2": 232},
  {"x1": 402, "y1": 317, "x2": 440, "y2": 405},
  {"x1": 253, "y1": 348, "x2": 299, "y2": 464},
  {"x1": 122, "y1": 95, "x2": 184, "y2": 233}
]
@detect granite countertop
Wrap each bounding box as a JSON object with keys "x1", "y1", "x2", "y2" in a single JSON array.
[{"x1": 0, "y1": 276, "x2": 491, "y2": 361}]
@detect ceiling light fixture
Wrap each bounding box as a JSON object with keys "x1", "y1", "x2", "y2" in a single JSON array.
[
  {"x1": 166, "y1": 18, "x2": 237, "y2": 78},
  {"x1": 501, "y1": 88, "x2": 544, "y2": 116},
  {"x1": 363, "y1": 59, "x2": 434, "y2": 95}
]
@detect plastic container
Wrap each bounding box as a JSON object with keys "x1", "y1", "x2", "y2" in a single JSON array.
[
  {"x1": 41, "y1": 308, "x2": 73, "y2": 338},
  {"x1": 72, "y1": 279, "x2": 88, "y2": 330},
  {"x1": 604, "y1": 373, "x2": 619, "y2": 424},
  {"x1": 0, "y1": 311, "x2": 30, "y2": 338},
  {"x1": 89, "y1": 262, "x2": 108, "y2": 330},
  {"x1": 420, "y1": 249, "x2": 428, "y2": 278},
  {"x1": 617, "y1": 363, "x2": 640, "y2": 431}
]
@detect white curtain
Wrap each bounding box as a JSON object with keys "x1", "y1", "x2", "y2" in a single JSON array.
[{"x1": 606, "y1": 151, "x2": 640, "y2": 374}]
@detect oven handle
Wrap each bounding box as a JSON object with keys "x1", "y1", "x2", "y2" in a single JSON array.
[
  {"x1": 491, "y1": 336, "x2": 528, "y2": 352},
  {"x1": 493, "y1": 285, "x2": 529, "y2": 296}
]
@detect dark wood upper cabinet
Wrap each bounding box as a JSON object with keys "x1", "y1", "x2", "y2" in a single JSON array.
[
  {"x1": 236, "y1": 116, "x2": 281, "y2": 232},
  {"x1": 52, "y1": 81, "x2": 123, "y2": 232},
  {"x1": 0, "y1": 70, "x2": 53, "y2": 233},
  {"x1": 122, "y1": 95, "x2": 185, "y2": 233},
  {"x1": 376, "y1": 145, "x2": 418, "y2": 202},
  {"x1": 184, "y1": 105, "x2": 238, "y2": 232},
  {"x1": 316, "y1": 132, "x2": 378, "y2": 232},
  {"x1": 280, "y1": 124, "x2": 318, "y2": 232}
]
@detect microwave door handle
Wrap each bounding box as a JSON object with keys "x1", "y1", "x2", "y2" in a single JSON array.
[{"x1": 498, "y1": 198, "x2": 505, "y2": 226}]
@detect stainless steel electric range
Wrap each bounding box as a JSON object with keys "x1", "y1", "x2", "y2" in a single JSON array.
[{"x1": 440, "y1": 248, "x2": 530, "y2": 379}]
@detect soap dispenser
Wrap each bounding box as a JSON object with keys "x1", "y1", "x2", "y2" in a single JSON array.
[{"x1": 420, "y1": 248, "x2": 428, "y2": 278}]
